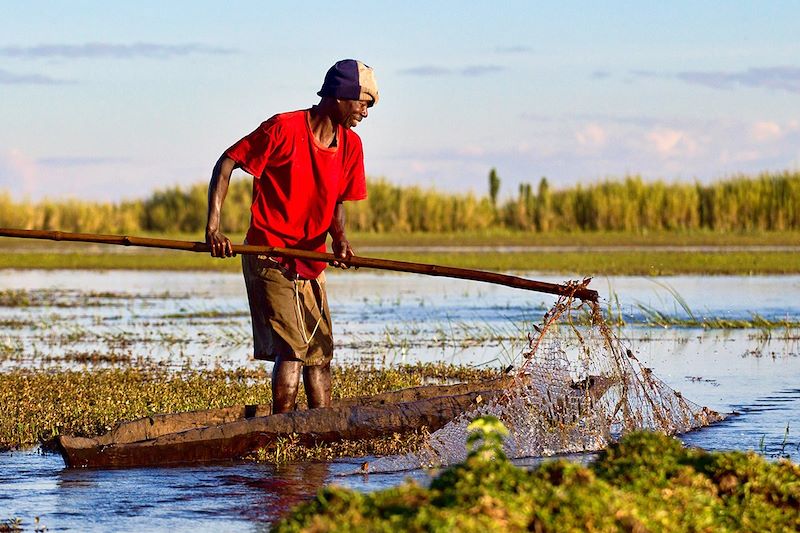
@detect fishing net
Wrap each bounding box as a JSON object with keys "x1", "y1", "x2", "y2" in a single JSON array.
[{"x1": 369, "y1": 279, "x2": 724, "y2": 471}]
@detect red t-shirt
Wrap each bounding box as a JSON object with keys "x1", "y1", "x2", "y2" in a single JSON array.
[{"x1": 225, "y1": 109, "x2": 367, "y2": 279}]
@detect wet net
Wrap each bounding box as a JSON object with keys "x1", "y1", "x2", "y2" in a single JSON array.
[{"x1": 369, "y1": 279, "x2": 725, "y2": 470}]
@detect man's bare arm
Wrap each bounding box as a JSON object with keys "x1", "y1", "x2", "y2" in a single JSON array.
[
  {"x1": 329, "y1": 202, "x2": 353, "y2": 268},
  {"x1": 206, "y1": 155, "x2": 238, "y2": 258}
]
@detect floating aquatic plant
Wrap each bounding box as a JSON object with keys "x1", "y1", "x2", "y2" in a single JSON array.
[{"x1": 274, "y1": 418, "x2": 800, "y2": 532}]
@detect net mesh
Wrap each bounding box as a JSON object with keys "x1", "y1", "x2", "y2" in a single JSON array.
[{"x1": 369, "y1": 279, "x2": 724, "y2": 471}]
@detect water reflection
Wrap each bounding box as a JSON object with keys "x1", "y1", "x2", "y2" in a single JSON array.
[
  {"x1": 0, "y1": 452, "x2": 411, "y2": 532},
  {"x1": 46, "y1": 461, "x2": 331, "y2": 530},
  {"x1": 220, "y1": 462, "x2": 330, "y2": 523}
]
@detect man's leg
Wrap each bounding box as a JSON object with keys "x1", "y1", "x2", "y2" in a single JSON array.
[
  {"x1": 272, "y1": 355, "x2": 303, "y2": 414},
  {"x1": 303, "y1": 362, "x2": 332, "y2": 408}
]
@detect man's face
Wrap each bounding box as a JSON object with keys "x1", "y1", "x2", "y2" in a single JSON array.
[{"x1": 336, "y1": 98, "x2": 371, "y2": 129}]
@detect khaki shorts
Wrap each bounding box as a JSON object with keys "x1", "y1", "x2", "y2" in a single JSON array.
[{"x1": 242, "y1": 254, "x2": 333, "y2": 366}]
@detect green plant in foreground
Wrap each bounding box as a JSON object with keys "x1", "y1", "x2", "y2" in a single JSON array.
[{"x1": 274, "y1": 418, "x2": 800, "y2": 533}]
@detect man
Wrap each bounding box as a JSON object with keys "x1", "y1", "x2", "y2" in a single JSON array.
[{"x1": 205, "y1": 59, "x2": 378, "y2": 414}]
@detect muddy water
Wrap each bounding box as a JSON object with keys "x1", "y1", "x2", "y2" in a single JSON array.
[{"x1": 1, "y1": 270, "x2": 799, "y2": 531}]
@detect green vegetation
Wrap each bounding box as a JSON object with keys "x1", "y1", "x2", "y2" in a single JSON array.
[
  {"x1": 369, "y1": 250, "x2": 800, "y2": 275},
  {"x1": 0, "y1": 251, "x2": 241, "y2": 272},
  {"x1": 248, "y1": 428, "x2": 431, "y2": 465},
  {"x1": 626, "y1": 283, "x2": 800, "y2": 332},
  {"x1": 12, "y1": 227, "x2": 800, "y2": 250},
  {"x1": 0, "y1": 247, "x2": 798, "y2": 275},
  {"x1": 330, "y1": 172, "x2": 800, "y2": 233},
  {"x1": 3, "y1": 170, "x2": 800, "y2": 234},
  {"x1": 2, "y1": 172, "x2": 799, "y2": 274},
  {"x1": 350, "y1": 228, "x2": 800, "y2": 247},
  {"x1": 275, "y1": 417, "x2": 800, "y2": 533},
  {"x1": 0, "y1": 363, "x2": 498, "y2": 451},
  {"x1": 635, "y1": 307, "x2": 800, "y2": 330}
]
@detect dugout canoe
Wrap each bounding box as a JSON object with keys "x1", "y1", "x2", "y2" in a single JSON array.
[{"x1": 57, "y1": 377, "x2": 518, "y2": 468}]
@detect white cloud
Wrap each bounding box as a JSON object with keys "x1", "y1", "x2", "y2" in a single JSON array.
[
  {"x1": 751, "y1": 121, "x2": 783, "y2": 142},
  {"x1": 575, "y1": 123, "x2": 607, "y2": 148},
  {"x1": 720, "y1": 148, "x2": 764, "y2": 164},
  {"x1": 646, "y1": 128, "x2": 698, "y2": 157},
  {"x1": 0, "y1": 149, "x2": 162, "y2": 201},
  {"x1": 409, "y1": 160, "x2": 429, "y2": 173},
  {"x1": 0, "y1": 148, "x2": 41, "y2": 197},
  {"x1": 456, "y1": 145, "x2": 486, "y2": 157},
  {"x1": 514, "y1": 141, "x2": 533, "y2": 154}
]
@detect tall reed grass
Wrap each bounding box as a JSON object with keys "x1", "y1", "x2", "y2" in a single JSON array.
[{"x1": 1, "y1": 171, "x2": 799, "y2": 234}]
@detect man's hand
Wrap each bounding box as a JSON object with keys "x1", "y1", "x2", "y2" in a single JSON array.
[
  {"x1": 328, "y1": 202, "x2": 354, "y2": 269},
  {"x1": 206, "y1": 228, "x2": 234, "y2": 258},
  {"x1": 331, "y1": 236, "x2": 354, "y2": 269}
]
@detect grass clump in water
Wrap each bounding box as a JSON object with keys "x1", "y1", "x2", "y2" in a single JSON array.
[
  {"x1": 0, "y1": 366, "x2": 272, "y2": 450},
  {"x1": 274, "y1": 417, "x2": 800, "y2": 532},
  {"x1": 249, "y1": 428, "x2": 431, "y2": 464},
  {"x1": 0, "y1": 362, "x2": 499, "y2": 451}
]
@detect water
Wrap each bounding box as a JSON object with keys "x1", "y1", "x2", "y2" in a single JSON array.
[
  {"x1": 1, "y1": 452, "x2": 428, "y2": 532},
  {"x1": 1, "y1": 270, "x2": 799, "y2": 531}
]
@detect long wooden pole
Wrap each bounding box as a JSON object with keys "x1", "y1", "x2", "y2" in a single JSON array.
[{"x1": 0, "y1": 227, "x2": 599, "y2": 301}]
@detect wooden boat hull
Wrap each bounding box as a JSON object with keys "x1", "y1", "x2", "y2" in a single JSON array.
[{"x1": 57, "y1": 374, "x2": 620, "y2": 469}]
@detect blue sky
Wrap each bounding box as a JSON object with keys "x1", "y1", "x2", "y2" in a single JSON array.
[{"x1": 1, "y1": 1, "x2": 799, "y2": 201}]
